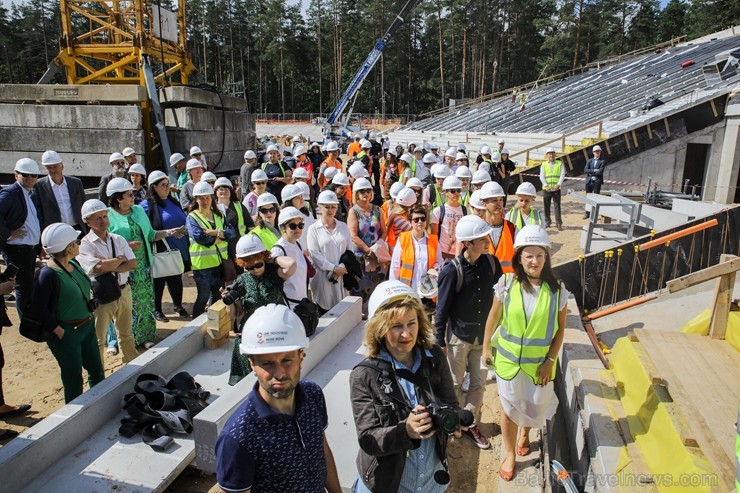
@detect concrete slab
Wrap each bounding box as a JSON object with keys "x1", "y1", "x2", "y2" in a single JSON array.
[
  {"x1": 0, "y1": 104, "x2": 142, "y2": 129},
  {"x1": 159, "y1": 86, "x2": 247, "y2": 112},
  {"x1": 670, "y1": 198, "x2": 730, "y2": 219},
  {"x1": 167, "y1": 130, "x2": 252, "y2": 152},
  {"x1": 2, "y1": 151, "x2": 115, "y2": 177},
  {"x1": 0, "y1": 128, "x2": 145, "y2": 155},
  {"x1": 165, "y1": 107, "x2": 254, "y2": 130},
  {"x1": 0, "y1": 84, "x2": 146, "y2": 103}
]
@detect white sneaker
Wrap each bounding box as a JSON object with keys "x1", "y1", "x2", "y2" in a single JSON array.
[{"x1": 461, "y1": 372, "x2": 470, "y2": 392}]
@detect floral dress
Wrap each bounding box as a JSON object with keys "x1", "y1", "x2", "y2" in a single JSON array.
[
  {"x1": 351, "y1": 204, "x2": 386, "y2": 313},
  {"x1": 127, "y1": 216, "x2": 156, "y2": 345}
]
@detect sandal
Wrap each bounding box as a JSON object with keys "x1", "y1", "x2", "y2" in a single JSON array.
[
  {"x1": 516, "y1": 444, "x2": 530, "y2": 456},
  {"x1": 499, "y1": 465, "x2": 515, "y2": 482},
  {"x1": 106, "y1": 346, "x2": 119, "y2": 356}
]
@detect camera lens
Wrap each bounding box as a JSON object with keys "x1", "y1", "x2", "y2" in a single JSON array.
[{"x1": 432, "y1": 408, "x2": 459, "y2": 434}]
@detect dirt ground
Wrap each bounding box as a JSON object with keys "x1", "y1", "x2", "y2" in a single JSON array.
[{"x1": 0, "y1": 194, "x2": 588, "y2": 493}]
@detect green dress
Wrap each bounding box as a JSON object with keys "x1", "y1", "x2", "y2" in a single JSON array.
[
  {"x1": 127, "y1": 215, "x2": 156, "y2": 345},
  {"x1": 228, "y1": 263, "x2": 286, "y2": 385}
]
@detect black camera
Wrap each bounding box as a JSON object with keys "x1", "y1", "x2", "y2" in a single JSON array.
[
  {"x1": 414, "y1": 403, "x2": 460, "y2": 434},
  {"x1": 327, "y1": 271, "x2": 338, "y2": 284},
  {"x1": 222, "y1": 282, "x2": 246, "y2": 305}
]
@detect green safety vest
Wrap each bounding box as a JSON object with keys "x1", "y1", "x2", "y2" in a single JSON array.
[
  {"x1": 428, "y1": 184, "x2": 446, "y2": 208},
  {"x1": 233, "y1": 203, "x2": 247, "y2": 236},
  {"x1": 495, "y1": 274, "x2": 560, "y2": 384},
  {"x1": 250, "y1": 225, "x2": 279, "y2": 251},
  {"x1": 542, "y1": 160, "x2": 562, "y2": 188},
  {"x1": 188, "y1": 211, "x2": 228, "y2": 270},
  {"x1": 356, "y1": 151, "x2": 367, "y2": 161},
  {"x1": 508, "y1": 207, "x2": 542, "y2": 229},
  {"x1": 410, "y1": 158, "x2": 417, "y2": 176},
  {"x1": 460, "y1": 190, "x2": 471, "y2": 207},
  {"x1": 262, "y1": 160, "x2": 287, "y2": 176}
]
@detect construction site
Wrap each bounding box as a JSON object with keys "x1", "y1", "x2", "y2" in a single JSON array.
[{"x1": 0, "y1": 0, "x2": 739, "y2": 491}]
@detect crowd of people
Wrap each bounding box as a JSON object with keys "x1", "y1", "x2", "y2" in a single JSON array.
[{"x1": 0, "y1": 135, "x2": 605, "y2": 491}]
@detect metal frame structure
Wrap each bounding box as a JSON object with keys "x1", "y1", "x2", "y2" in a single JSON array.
[
  {"x1": 568, "y1": 191, "x2": 643, "y2": 253},
  {"x1": 44, "y1": 0, "x2": 198, "y2": 86}
]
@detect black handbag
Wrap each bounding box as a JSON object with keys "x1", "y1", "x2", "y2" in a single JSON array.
[
  {"x1": 19, "y1": 316, "x2": 54, "y2": 343},
  {"x1": 91, "y1": 239, "x2": 121, "y2": 305},
  {"x1": 293, "y1": 298, "x2": 320, "y2": 337}
]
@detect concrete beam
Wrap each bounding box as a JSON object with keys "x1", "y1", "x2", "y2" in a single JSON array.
[
  {"x1": 712, "y1": 117, "x2": 740, "y2": 203},
  {"x1": 165, "y1": 107, "x2": 254, "y2": 130},
  {"x1": 2, "y1": 151, "x2": 114, "y2": 177},
  {"x1": 192, "y1": 296, "x2": 362, "y2": 474},
  {"x1": 0, "y1": 104, "x2": 142, "y2": 129},
  {"x1": 159, "y1": 86, "x2": 247, "y2": 112},
  {"x1": 0, "y1": 84, "x2": 146, "y2": 103},
  {"x1": 167, "y1": 130, "x2": 252, "y2": 153},
  {"x1": 0, "y1": 128, "x2": 144, "y2": 155}
]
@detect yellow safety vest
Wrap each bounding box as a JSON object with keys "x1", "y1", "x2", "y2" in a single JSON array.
[
  {"x1": 542, "y1": 160, "x2": 562, "y2": 188},
  {"x1": 495, "y1": 275, "x2": 560, "y2": 383},
  {"x1": 250, "y1": 225, "x2": 279, "y2": 251},
  {"x1": 189, "y1": 211, "x2": 228, "y2": 271},
  {"x1": 507, "y1": 207, "x2": 542, "y2": 229},
  {"x1": 233, "y1": 203, "x2": 247, "y2": 236}
]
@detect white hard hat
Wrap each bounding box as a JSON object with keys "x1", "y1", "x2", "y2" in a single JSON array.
[
  {"x1": 317, "y1": 190, "x2": 339, "y2": 205},
  {"x1": 368, "y1": 280, "x2": 420, "y2": 319},
  {"x1": 593, "y1": 145, "x2": 602, "y2": 152},
  {"x1": 498, "y1": 138, "x2": 505, "y2": 144},
  {"x1": 122, "y1": 147, "x2": 136, "y2": 157},
  {"x1": 348, "y1": 162, "x2": 369, "y2": 179},
  {"x1": 190, "y1": 146, "x2": 202, "y2": 155},
  {"x1": 442, "y1": 176, "x2": 462, "y2": 190},
  {"x1": 389, "y1": 182, "x2": 405, "y2": 200},
  {"x1": 256, "y1": 192, "x2": 278, "y2": 208},
  {"x1": 81, "y1": 199, "x2": 108, "y2": 220},
  {"x1": 244, "y1": 150, "x2": 257, "y2": 160},
  {"x1": 516, "y1": 182, "x2": 537, "y2": 197},
  {"x1": 186, "y1": 159, "x2": 203, "y2": 171},
  {"x1": 323, "y1": 167, "x2": 338, "y2": 181},
  {"x1": 109, "y1": 152, "x2": 125, "y2": 164},
  {"x1": 418, "y1": 274, "x2": 438, "y2": 299},
  {"x1": 283, "y1": 146, "x2": 293, "y2": 156},
  {"x1": 266, "y1": 144, "x2": 279, "y2": 153},
  {"x1": 369, "y1": 131, "x2": 378, "y2": 139},
  {"x1": 546, "y1": 147, "x2": 556, "y2": 154},
  {"x1": 352, "y1": 178, "x2": 373, "y2": 193},
  {"x1": 293, "y1": 135, "x2": 301, "y2": 143},
  {"x1": 455, "y1": 152, "x2": 467, "y2": 161},
  {"x1": 278, "y1": 206, "x2": 304, "y2": 226},
  {"x1": 41, "y1": 150, "x2": 63, "y2": 166},
  {"x1": 455, "y1": 215, "x2": 491, "y2": 242},
  {"x1": 354, "y1": 134, "x2": 361, "y2": 140},
  {"x1": 455, "y1": 166, "x2": 472, "y2": 179},
  {"x1": 430, "y1": 164, "x2": 440, "y2": 177},
  {"x1": 294, "y1": 145, "x2": 307, "y2": 156},
  {"x1": 399, "y1": 153, "x2": 413, "y2": 164},
  {"x1": 281, "y1": 184, "x2": 303, "y2": 202},
  {"x1": 292, "y1": 167, "x2": 309, "y2": 180},
  {"x1": 423, "y1": 153, "x2": 436, "y2": 164},
  {"x1": 395, "y1": 187, "x2": 417, "y2": 207},
  {"x1": 408, "y1": 142, "x2": 416, "y2": 147},
  {"x1": 406, "y1": 177, "x2": 423, "y2": 189},
  {"x1": 106, "y1": 177, "x2": 134, "y2": 196},
  {"x1": 479, "y1": 181, "x2": 506, "y2": 199},
  {"x1": 310, "y1": 142, "x2": 321, "y2": 148},
  {"x1": 501, "y1": 148, "x2": 509, "y2": 155},
  {"x1": 296, "y1": 181, "x2": 311, "y2": 199},
  {"x1": 128, "y1": 163, "x2": 146, "y2": 176},
  {"x1": 169, "y1": 153, "x2": 186, "y2": 167},
  {"x1": 14, "y1": 158, "x2": 40, "y2": 175},
  {"x1": 444, "y1": 147, "x2": 457, "y2": 158},
  {"x1": 434, "y1": 165, "x2": 452, "y2": 179},
  {"x1": 148, "y1": 170, "x2": 168, "y2": 185},
  {"x1": 214, "y1": 177, "x2": 233, "y2": 189},
  {"x1": 387, "y1": 148, "x2": 398, "y2": 157},
  {"x1": 41, "y1": 223, "x2": 80, "y2": 254},
  {"x1": 202, "y1": 171, "x2": 217, "y2": 182},
  {"x1": 331, "y1": 172, "x2": 350, "y2": 186},
  {"x1": 251, "y1": 169, "x2": 268, "y2": 182},
  {"x1": 480, "y1": 145, "x2": 492, "y2": 155},
  {"x1": 429, "y1": 142, "x2": 439, "y2": 150},
  {"x1": 514, "y1": 224, "x2": 551, "y2": 250},
  {"x1": 192, "y1": 181, "x2": 214, "y2": 196},
  {"x1": 236, "y1": 234, "x2": 266, "y2": 257},
  {"x1": 472, "y1": 170, "x2": 491, "y2": 184},
  {"x1": 491, "y1": 152, "x2": 501, "y2": 162},
  {"x1": 240, "y1": 304, "x2": 309, "y2": 355},
  {"x1": 326, "y1": 141, "x2": 340, "y2": 152},
  {"x1": 361, "y1": 139, "x2": 371, "y2": 149},
  {"x1": 413, "y1": 146, "x2": 423, "y2": 154},
  {"x1": 468, "y1": 190, "x2": 486, "y2": 210},
  {"x1": 457, "y1": 143, "x2": 467, "y2": 152}
]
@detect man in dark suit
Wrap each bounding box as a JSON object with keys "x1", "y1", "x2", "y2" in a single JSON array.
[
  {"x1": 584, "y1": 144, "x2": 607, "y2": 218},
  {"x1": 98, "y1": 152, "x2": 129, "y2": 205},
  {"x1": 0, "y1": 159, "x2": 42, "y2": 318},
  {"x1": 34, "y1": 150, "x2": 87, "y2": 232}
]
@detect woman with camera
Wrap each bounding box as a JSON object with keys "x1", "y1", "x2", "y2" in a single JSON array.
[
  {"x1": 226, "y1": 234, "x2": 296, "y2": 385},
  {"x1": 34, "y1": 223, "x2": 105, "y2": 403},
  {"x1": 482, "y1": 225, "x2": 568, "y2": 481},
  {"x1": 350, "y1": 280, "x2": 466, "y2": 493}
]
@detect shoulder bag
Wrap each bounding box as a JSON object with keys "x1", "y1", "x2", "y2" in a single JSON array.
[{"x1": 92, "y1": 239, "x2": 121, "y2": 305}]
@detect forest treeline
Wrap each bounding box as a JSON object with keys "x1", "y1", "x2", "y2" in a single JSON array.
[{"x1": 0, "y1": 0, "x2": 738, "y2": 116}]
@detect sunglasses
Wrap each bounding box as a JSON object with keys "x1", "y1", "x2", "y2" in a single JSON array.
[
  {"x1": 259, "y1": 207, "x2": 277, "y2": 214},
  {"x1": 411, "y1": 217, "x2": 426, "y2": 223},
  {"x1": 254, "y1": 181, "x2": 267, "y2": 186},
  {"x1": 192, "y1": 153, "x2": 202, "y2": 157},
  {"x1": 358, "y1": 189, "x2": 372, "y2": 194},
  {"x1": 286, "y1": 222, "x2": 305, "y2": 230},
  {"x1": 19, "y1": 173, "x2": 38, "y2": 178},
  {"x1": 447, "y1": 189, "x2": 461, "y2": 194},
  {"x1": 244, "y1": 261, "x2": 265, "y2": 271}
]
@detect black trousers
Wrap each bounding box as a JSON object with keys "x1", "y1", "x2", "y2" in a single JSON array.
[
  {"x1": 542, "y1": 189, "x2": 562, "y2": 227},
  {"x1": 585, "y1": 178, "x2": 602, "y2": 194},
  {"x1": 2, "y1": 244, "x2": 38, "y2": 319}
]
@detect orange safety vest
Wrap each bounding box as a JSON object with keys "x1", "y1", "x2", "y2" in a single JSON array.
[
  {"x1": 488, "y1": 220, "x2": 516, "y2": 274},
  {"x1": 398, "y1": 231, "x2": 438, "y2": 287},
  {"x1": 318, "y1": 157, "x2": 342, "y2": 188},
  {"x1": 347, "y1": 142, "x2": 361, "y2": 157}
]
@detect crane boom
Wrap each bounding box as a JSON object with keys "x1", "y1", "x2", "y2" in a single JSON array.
[{"x1": 325, "y1": 0, "x2": 419, "y2": 130}]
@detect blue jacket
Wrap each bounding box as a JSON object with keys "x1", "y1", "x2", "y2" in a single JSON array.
[{"x1": 0, "y1": 182, "x2": 41, "y2": 252}]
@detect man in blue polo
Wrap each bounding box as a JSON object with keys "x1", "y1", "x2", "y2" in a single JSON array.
[{"x1": 215, "y1": 304, "x2": 341, "y2": 493}]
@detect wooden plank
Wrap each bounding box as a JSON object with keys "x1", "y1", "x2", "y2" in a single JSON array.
[
  {"x1": 647, "y1": 122, "x2": 653, "y2": 139},
  {"x1": 666, "y1": 255, "x2": 740, "y2": 293},
  {"x1": 634, "y1": 329, "x2": 738, "y2": 491},
  {"x1": 709, "y1": 255, "x2": 737, "y2": 340}
]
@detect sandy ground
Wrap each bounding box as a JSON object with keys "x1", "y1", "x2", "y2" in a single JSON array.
[{"x1": 0, "y1": 194, "x2": 588, "y2": 493}]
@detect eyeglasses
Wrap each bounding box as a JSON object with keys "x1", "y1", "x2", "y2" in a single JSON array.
[
  {"x1": 244, "y1": 261, "x2": 265, "y2": 271},
  {"x1": 19, "y1": 173, "x2": 38, "y2": 178},
  {"x1": 192, "y1": 153, "x2": 202, "y2": 157},
  {"x1": 358, "y1": 189, "x2": 372, "y2": 195},
  {"x1": 157, "y1": 181, "x2": 170, "y2": 188},
  {"x1": 254, "y1": 181, "x2": 267, "y2": 186},
  {"x1": 446, "y1": 189, "x2": 461, "y2": 194},
  {"x1": 259, "y1": 207, "x2": 277, "y2": 214},
  {"x1": 286, "y1": 222, "x2": 305, "y2": 230},
  {"x1": 411, "y1": 217, "x2": 426, "y2": 223}
]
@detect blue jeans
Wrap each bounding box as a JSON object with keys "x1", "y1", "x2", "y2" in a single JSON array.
[
  {"x1": 192, "y1": 267, "x2": 223, "y2": 318},
  {"x1": 107, "y1": 321, "x2": 117, "y2": 348}
]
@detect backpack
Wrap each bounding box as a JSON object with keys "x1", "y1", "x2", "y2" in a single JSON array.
[
  {"x1": 448, "y1": 254, "x2": 497, "y2": 293},
  {"x1": 437, "y1": 203, "x2": 468, "y2": 237}
]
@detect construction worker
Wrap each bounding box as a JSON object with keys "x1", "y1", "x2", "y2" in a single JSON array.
[
  {"x1": 482, "y1": 225, "x2": 568, "y2": 481},
  {"x1": 262, "y1": 144, "x2": 293, "y2": 202},
  {"x1": 347, "y1": 134, "x2": 362, "y2": 158},
  {"x1": 539, "y1": 148, "x2": 565, "y2": 230},
  {"x1": 455, "y1": 166, "x2": 473, "y2": 207},
  {"x1": 239, "y1": 150, "x2": 258, "y2": 199},
  {"x1": 505, "y1": 182, "x2": 544, "y2": 231},
  {"x1": 427, "y1": 165, "x2": 451, "y2": 210},
  {"x1": 317, "y1": 141, "x2": 342, "y2": 189},
  {"x1": 431, "y1": 176, "x2": 468, "y2": 260},
  {"x1": 480, "y1": 181, "x2": 516, "y2": 274}
]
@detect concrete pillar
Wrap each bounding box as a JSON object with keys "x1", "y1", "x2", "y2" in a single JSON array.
[{"x1": 712, "y1": 104, "x2": 740, "y2": 204}]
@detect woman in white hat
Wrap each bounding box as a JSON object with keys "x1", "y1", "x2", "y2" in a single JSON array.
[
  {"x1": 127, "y1": 163, "x2": 148, "y2": 204},
  {"x1": 249, "y1": 192, "x2": 281, "y2": 251},
  {"x1": 271, "y1": 207, "x2": 310, "y2": 308},
  {"x1": 214, "y1": 177, "x2": 254, "y2": 272},
  {"x1": 281, "y1": 184, "x2": 315, "y2": 246},
  {"x1": 380, "y1": 148, "x2": 400, "y2": 200},
  {"x1": 384, "y1": 187, "x2": 415, "y2": 250},
  {"x1": 482, "y1": 225, "x2": 569, "y2": 481},
  {"x1": 241, "y1": 168, "x2": 270, "y2": 219},
  {"x1": 329, "y1": 172, "x2": 351, "y2": 223}
]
